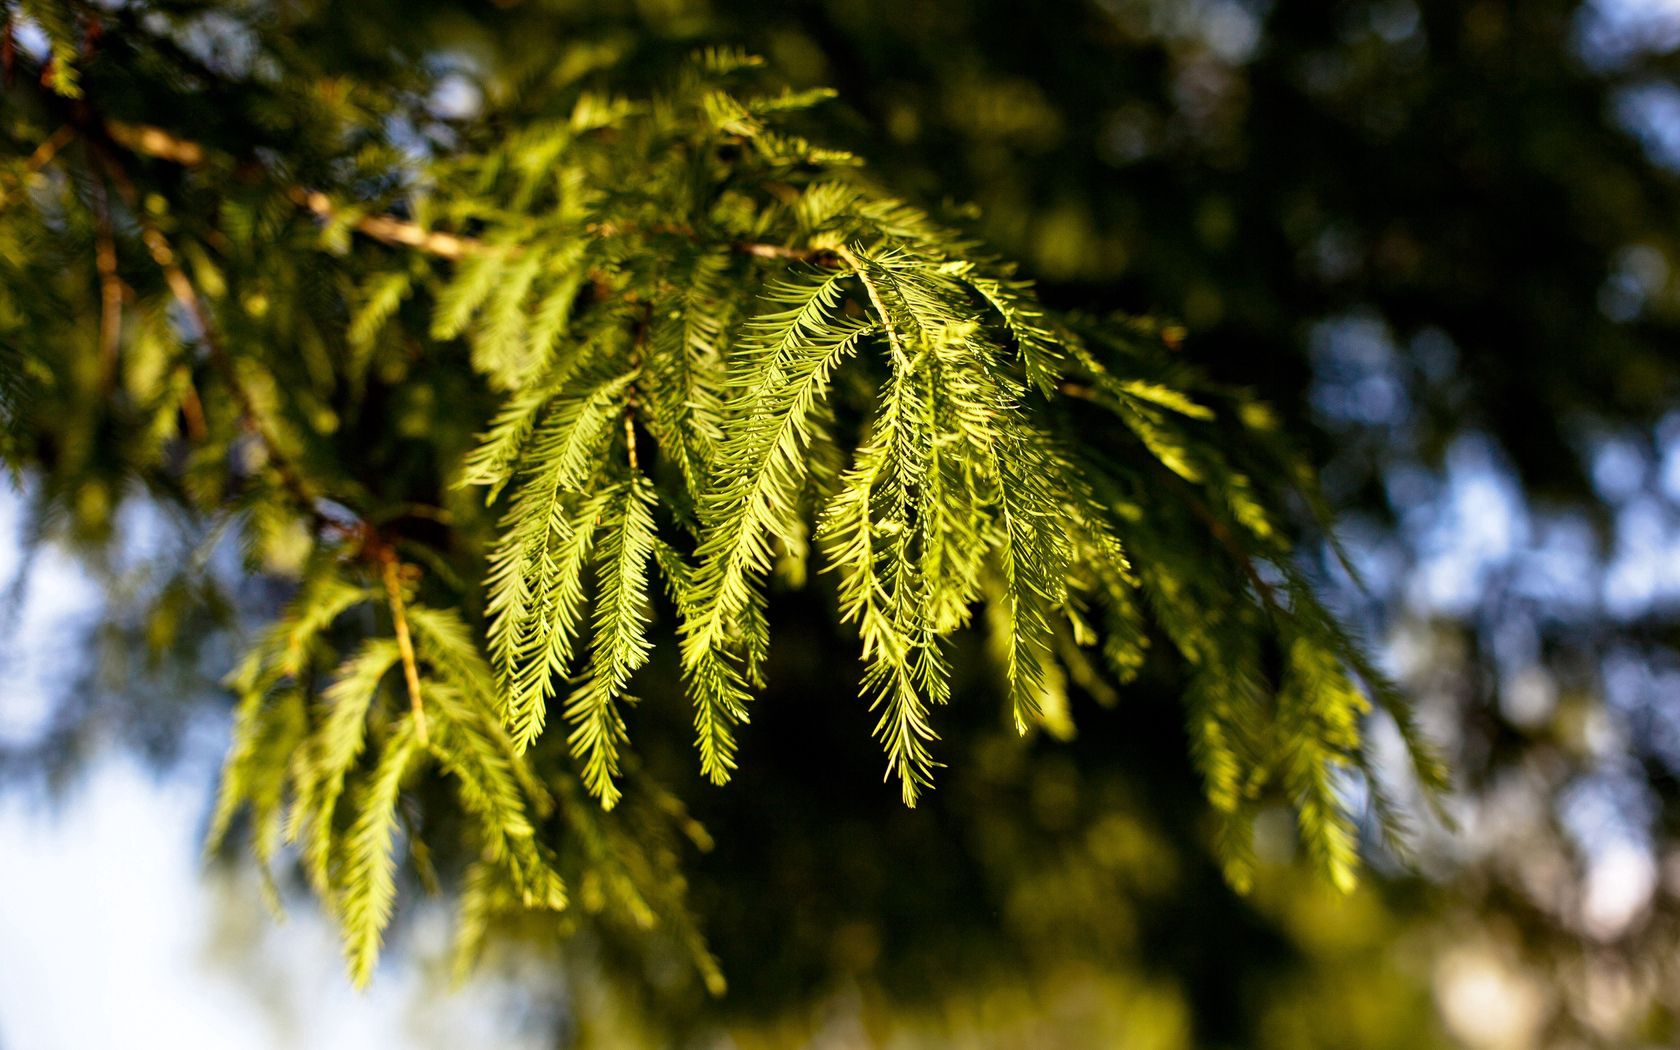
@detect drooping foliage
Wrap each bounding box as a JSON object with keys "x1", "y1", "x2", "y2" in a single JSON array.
[{"x1": 0, "y1": 0, "x2": 1443, "y2": 987}]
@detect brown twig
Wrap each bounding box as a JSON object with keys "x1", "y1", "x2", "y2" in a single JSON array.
[
  {"x1": 1185, "y1": 485, "x2": 1280, "y2": 611},
  {"x1": 623, "y1": 407, "x2": 640, "y2": 473},
  {"x1": 23, "y1": 122, "x2": 76, "y2": 174},
  {"x1": 0, "y1": 123, "x2": 76, "y2": 208},
  {"x1": 106, "y1": 121, "x2": 835, "y2": 266},
  {"x1": 286, "y1": 187, "x2": 478, "y2": 261},
  {"x1": 1155, "y1": 462, "x2": 1281, "y2": 611},
  {"x1": 379, "y1": 549, "x2": 429, "y2": 745},
  {"x1": 177, "y1": 367, "x2": 208, "y2": 441},
  {"x1": 622, "y1": 304, "x2": 651, "y2": 473},
  {"x1": 731, "y1": 239, "x2": 832, "y2": 262},
  {"x1": 89, "y1": 178, "x2": 123, "y2": 389},
  {"x1": 105, "y1": 120, "x2": 203, "y2": 165},
  {"x1": 105, "y1": 121, "x2": 482, "y2": 259},
  {"x1": 144, "y1": 222, "x2": 323, "y2": 513}
]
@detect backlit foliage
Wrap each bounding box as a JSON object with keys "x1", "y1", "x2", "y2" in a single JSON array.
[{"x1": 0, "y1": 1, "x2": 1443, "y2": 987}]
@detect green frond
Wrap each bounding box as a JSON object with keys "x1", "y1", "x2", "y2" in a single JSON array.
[
  {"x1": 485, "y1": 473, "x2": 621, "y2": 751},
  {"x1": 206, "y1": 686, "x2": 308, "y2": 875},
  {"x1": 229, "y1": 562, "x2": 372, "y2": 693},
  {"x1": 213, "y1": 562, "x2": 375, "y2": 892},
  {"x1": 288, "y1": 639, "x2": 402, "y2": 892},
  {"x1": 955, "y1": 269, "x2": 1066, "y2": 392},
  {"x1": 688, "y1": 46, "x2": 767, "y2": 78},
  {"x1": 565, "y1": 475, "x2": 658, "y2": 808},
  {"x1": 1184, "y1": 648, "x2": 1266, "y2": 819},
  {"x1": 523, "y1": 251, "x2": 595, "y2": 375},
  {"x1": 347, "y1": 269, "x2": 414, "y2": 352},
  {"x1": 684, "y1": 646, "x2": 754, "y2": 786},
  {"x1": 427, "y1": 686, "x2": 567, "y2": 910},
  {"x1": 474, "y1": 253, "x2": 546, "y2": 387},
  {"x1": 339, "y1": 717, "x2": 423, "y2": 988},
  {"x1": 403, "y1": 605, "x2": 498, "y2": 700},
  {"x1": 680, "y1": 267, "x2": 875, "y2": 779},
  {"x1": 820, "y1": 426, "x2": 944, "y2": 805},
  {"x1": 986, "y1": 419, "x2": 1074, "y2": 734},
  {"x1": 430, "y1": 248, "x2": 511, "y2": 342},
  {"x1": 1282, "y1": 574, "x2": 1453, "y2": 815},
  {"x1": 407, "y1": 604, "x2": 559, "y2": 821},
  {"x1": 1110, "y1": 398, "x2": 1207, "y2": 484},
  {"x1": 520, "y1": 369, "x2": 640, "y2": 494},
  {"x1": 450, "y1": 859, "x2": 501, "y2": 986},
  {"x1": 1114, "y1": 379, "x2": 1216, "y2": 421},
  {"x1": 1276, "y1": 635, "x2": 1370, "y2": 894},
  {"x1": 640, "y1": 247, "x2": 734, "y2": 499},
  {"x1": 458, "y1": 377, "x2": 565, "y2": 501}
]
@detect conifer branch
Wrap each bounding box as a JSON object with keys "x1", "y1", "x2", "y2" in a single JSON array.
[
  {"x1": 340, "y1": 716, "x2": 422, "y2": 987},
  {"x1": 1, "y1": 29, "x2": 1452, "y2": 977}
]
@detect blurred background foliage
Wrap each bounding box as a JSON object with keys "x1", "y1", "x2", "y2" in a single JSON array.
[{"x1": 4, "y1": 0, "x2": 1680, "y2": 1047}]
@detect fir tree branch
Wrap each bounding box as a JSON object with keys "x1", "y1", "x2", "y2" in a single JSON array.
[
  {"x1": 0, "y1": 27, "x2": 1453, "y2": 959},
  {"x1": 80, "y1": 127, "x2": 450, "y2": 802}
]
